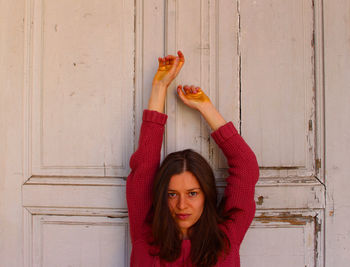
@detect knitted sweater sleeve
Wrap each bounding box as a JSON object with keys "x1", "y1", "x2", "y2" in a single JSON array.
[
  {"x1": 126, "y1": 110, "x2": 167, "y2": 244},
  {"x1": 211, "y1": 122, "x2": 260, "y2": 246}
]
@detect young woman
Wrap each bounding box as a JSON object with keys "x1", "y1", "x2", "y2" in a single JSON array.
[{"x1": 126, "y1": 51, "x2": 259, "y2": 266}]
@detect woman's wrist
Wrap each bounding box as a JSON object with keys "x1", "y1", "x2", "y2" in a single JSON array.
[
  {"x1": 147, "y1": 84, "x2": 168, "y2": 113},
  {"x1": 198, "y1": 102, "x2": 227, "y2": 131},
  {"x1": 151, "y1": 83, "x2": 167, "y2": 92}
]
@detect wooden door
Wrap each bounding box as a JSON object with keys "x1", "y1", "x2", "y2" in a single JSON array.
[
  {"x1": 0, "y1": 0, "x2": 330, "y2": 266},
  {"x1": 22, "y1": 0, "x2": 135, "y2": 266}
]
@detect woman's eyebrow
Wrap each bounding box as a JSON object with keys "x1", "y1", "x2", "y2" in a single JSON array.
[
  {"x1": 186, "y1": 188, "x2": 201, "y2": 191},
  {"x1": 167, "y1": 188, "x2": 201, "y2": 191}
]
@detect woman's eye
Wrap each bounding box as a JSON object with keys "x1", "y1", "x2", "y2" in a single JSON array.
[
  {"x1": 168, "y1": 192, "x2": 177, "y2": 198},
  {"x1": 189, "y1": 191, "x2": 198, "y2": 197}
]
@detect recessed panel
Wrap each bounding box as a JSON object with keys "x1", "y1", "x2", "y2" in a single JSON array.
[
  {"x1": 30, "y1": 0, "x2": 134, "y2": 176},
  {"x1": 241, "y1": 227, "x2": 305, "y2": 266},
  {"x1": 240, "y1": 0, "x2": 315, "y2": 168},
  {"x1": 240, "y1": 213, "x2": 317, "y2": 267},
  {"x1": 33, "y1": 215, "x2": 129, "y2": 267}
]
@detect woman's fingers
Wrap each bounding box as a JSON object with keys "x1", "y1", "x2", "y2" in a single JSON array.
[
  {"x1": 177, "y1": 50, "x2": 185, "y2": 62},
  {"x1": 158, "y1": 57, "x2": 165, "y2": 67},
  {"x1": 182, "y1": 85, "x2": 202, "y2": 95},
  {"x1": 177, "y1": 85, "x2": 185, "y2": 100},
  {"x1": 183, "y1": 85, "x2": 190, "y2": 94},
  {"x1": 165, "y1": 55, "x2": 175, "y2": 66},
  {"x1": 160, "y1": 51, "x2": 184, "y2": 65},
  {"x1": 177, "y1": 85, "x2": 190, "y2": 104},
  {"x1": 167, "y1": 57, "x2": 180, "y2": 75},
  {"x1": 190, "y1": 85, "x2": 196, "y2": 94}
]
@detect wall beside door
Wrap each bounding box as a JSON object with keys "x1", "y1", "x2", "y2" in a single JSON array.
[
  {"x1": 0, "y1": 0, "x2": 25, "y2": 266},
  {"x1": 324, "y1": 0, "x2": 350, "y2": 266}
]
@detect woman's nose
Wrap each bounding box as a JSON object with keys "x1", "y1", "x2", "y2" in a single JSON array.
[{"x1": 177, "y1": 195, "x2": 187, "y2": 210}]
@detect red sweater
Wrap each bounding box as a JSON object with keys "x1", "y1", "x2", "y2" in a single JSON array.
[{"x1": 127, "y1": 110, "x2": 259, "y2": 267}]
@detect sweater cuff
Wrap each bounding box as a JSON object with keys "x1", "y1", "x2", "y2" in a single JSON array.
[
  {"x1": 142, "y1": 109, "x2": 168, "y2": 125},
  {"x1": 211, "y1": 122, "x2": 239, "y2": 145}
]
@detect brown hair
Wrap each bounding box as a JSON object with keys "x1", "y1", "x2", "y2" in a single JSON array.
[{"x1": 148, "y1": 149, "x2": 231, "y2": 266}]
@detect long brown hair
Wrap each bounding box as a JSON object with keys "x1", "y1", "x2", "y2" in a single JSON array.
[{"x1": 148, "y1": 149, "x2": 231, "y2": 266}]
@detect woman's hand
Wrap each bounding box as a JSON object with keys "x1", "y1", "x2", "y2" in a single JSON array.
[
  {"x1": 176, "y1": 85, "x2": 212, "y2": 111},
  {"x1": 148, "y1": 51, "x2": 185, "y2": 113},
  {"x1": 152, "y1": 51, "x2": 185, "y2": 89},
  {"x1": 177, "y1": 85, "x2": 226, "y2": 131}
]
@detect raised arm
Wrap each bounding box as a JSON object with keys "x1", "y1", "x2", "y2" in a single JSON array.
[
  {"x1": 177, "y1": 85, "x2": 260, "y2": 245},
  {"x1": 127, "y1": 51, "x2": 185, "y2": 243}
]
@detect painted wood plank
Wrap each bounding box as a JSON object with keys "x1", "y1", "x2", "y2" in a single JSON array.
[
  {"x1": 166, "y1": 0, "x2": 204, "y2": 154},
  {"x1": 23, "y1": 183, "x2": 127, "y2": 209}
]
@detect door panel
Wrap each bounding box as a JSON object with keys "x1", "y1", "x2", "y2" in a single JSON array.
[
  {"x1": 32, "y1": 216, "x2": 129, "y2": 267},
  {"x1": 241, "y1": 210, "x2": 318, "y2": 267},
  {"x1": 241, "y1": 0, "x2": 314, "y2": 170},
  {"x1": 30, "y1": 0, "x2": 134, "y2": 177}
]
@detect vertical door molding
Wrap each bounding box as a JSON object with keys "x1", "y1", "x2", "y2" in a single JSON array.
[{"x1": 165, "y1": 0, "x2": 239, "y2": 172}]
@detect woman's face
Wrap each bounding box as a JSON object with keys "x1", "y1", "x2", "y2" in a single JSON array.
[{"x1": 167, "y1": 171, "x2": 205, "y2": 238}]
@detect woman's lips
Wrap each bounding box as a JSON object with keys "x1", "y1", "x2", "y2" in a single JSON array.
[{"x1": 176, "y1": 214, "x2": 190, "y2": 220}]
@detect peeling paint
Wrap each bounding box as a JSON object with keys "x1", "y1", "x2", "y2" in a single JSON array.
[
  {"x1": 309, "y1": 120, "x2": 313, "y2": 131},
  {"x1": 255, "y1": 212, "x2": 313, "y2": 226},
  {"x1": 314, "y1": 214, "x2": 321, "y2": 263},
  {"x1": 259, "y1": 166, "x2": 299, "y2": 170},
  {"x1": 257, "y1": 196, "x2": 264, "y2": 205}
]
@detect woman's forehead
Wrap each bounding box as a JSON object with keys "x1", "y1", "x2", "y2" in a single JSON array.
[{"x1": 168, "y1": 171, "x2": 201, "y2": 190}]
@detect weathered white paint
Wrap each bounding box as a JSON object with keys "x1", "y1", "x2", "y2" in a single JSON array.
[
  {"x1": 134, "y1": 0, "x2": 165, "y2": 156},
  {"x1": 22, "y1": 0, "x2": 135, "y2": 265},
  {"x1": 3, "y1": 0, "x2": 350, "y2": 266},
  {"x1": 32, "y1": 215, "x2": 129, "y2": 267},
  {"x1": 241, "y1": 210, "x2": 321, "y2": 267},
  {"x1": 23, "y1": 183, "x2": 126, "y2": 210},
  {"x1": 165, "y1": 1, "x2": 324, "y2": 266},
  {"x1": 165, "y1": 0, "x2": 208, "y2": 154},
  {"x1": 165, "y1": 0, "x2": 241, "y2": 175},
  {"x1": 324, "y1": 0, "x2": 350, "y2": 266},
  {"x1": 241, "y1": 0, "x2": 315, "y2": 169},
  {"x1": 0, "y1": 0, "x2": 24, "y2": 266},
  {"x1": 28, "y1": 0, "x2": 134, "y2": 177}
]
